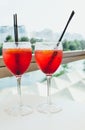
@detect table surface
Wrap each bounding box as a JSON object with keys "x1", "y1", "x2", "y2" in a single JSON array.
[
  {"x1": 0, "y1": 86, "x2": 85, "y2": 130},
  {"x1": 0, "y1": 69, "x2": 85, "y2": 130}
]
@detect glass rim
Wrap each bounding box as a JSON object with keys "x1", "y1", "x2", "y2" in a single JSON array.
[
  {"x1": 3, "y1": 41, "x2": 32, "y2": 48},
  {"x1": 32, "y1": 41, "x2": 61, "y2": 45}
]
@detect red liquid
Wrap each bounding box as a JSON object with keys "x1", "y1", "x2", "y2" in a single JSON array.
[
  {"x1": 3, "y1": 48, "x2": 32, "y2": 76},
  {"x1": 35, "y1": 50, "x2": 63, "y2": 75}
]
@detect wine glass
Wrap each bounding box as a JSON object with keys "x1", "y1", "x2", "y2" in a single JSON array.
[
  {"x1": 35, "y1": 42, "x2": 63, "y2": 113},
  {"x1": 3, "y1": 42, "x2": 33, "y2": 116}
]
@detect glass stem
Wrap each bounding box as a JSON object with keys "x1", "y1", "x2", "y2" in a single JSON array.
[
  {"x1": 16, "y1": 76, "x2": 22, "y2": 107},
  {"x1": 46, "y1": 75, "x2": 52, "y2": 105}
]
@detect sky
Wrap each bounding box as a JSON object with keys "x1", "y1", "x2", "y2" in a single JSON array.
[{"x1": 0, "y1": 0, "x2": 85, "y2": 38}]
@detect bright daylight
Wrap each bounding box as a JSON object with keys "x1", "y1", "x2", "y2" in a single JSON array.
[{"x1": 0, "y1": 0, "x2": 85, "y2": 130}]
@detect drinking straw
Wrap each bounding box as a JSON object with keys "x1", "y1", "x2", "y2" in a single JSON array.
[
  {"x1": 57, "y1": 10, "x2": 75, "y2": 46},
  {"x1": 45, "y1": 10, "x2": 75, "y2": 71},
  {"x1": 13, "y1": 13, "x2": 18, "y2": 45}
]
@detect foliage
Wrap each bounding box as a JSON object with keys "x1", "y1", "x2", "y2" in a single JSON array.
[
  {"x1": 52, "y1": 70, "x2": 65, "y2": 77},
  {"x1": 62, "y1": 64, "x2": 69, "y2": 72},
  {"x1": 63, "y1": 40, "x2": 69, "y2": 51},
  {"x1": 30, "y1": 38, "x2": 43, "y2": 53},
  {"x1": 62, "y1": 39, "x2": 85, "y2": 51},
  {"x1": 69, "y1": 43, "x2": 77, "y2": 50},
  {"x1": 19, "y1": 36, "x2": 29, "y2": 41},
  {"x1": 30, "y1": 38, "x2": 43, "y2": 43},
  {"x1": 52, "y1": 64, "x2": 69, "y2": 77},
  {"x1": 30, "y1": 38, "x2": 37, "y2": 44},
  {"x1": 5, "y1": 35, "x2": 14, "y2": 42},
  {"x1": 80, "y1": 40, "x2": 85, "y2": 50},
  {"x1": 0, "y1": 43, "x2": 3, "y2": 55},
  {"x1": 83, "y1": 60, "x2": 85, "y2": 71},
  {"x1": 0, "y1": 34, "x2": 85, "y2": 55}
]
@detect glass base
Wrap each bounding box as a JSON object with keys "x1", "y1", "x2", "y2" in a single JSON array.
[
  {"x1": 4, "y1": 105, "x2": 33, "y2": 116},
  {"x1": 37, "y1": 103, "x2": 62, "y2": 114}
]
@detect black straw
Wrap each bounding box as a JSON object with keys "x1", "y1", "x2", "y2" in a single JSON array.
[
  {"x1": 57, "y1": 10, "x2": 75, "y2": 46},
  {"x1": 45, "y1": 10, "x2": 75, "y2": 70},
  {"x1": 13, "y1": 14, "x2": 18, "y2": 44}
]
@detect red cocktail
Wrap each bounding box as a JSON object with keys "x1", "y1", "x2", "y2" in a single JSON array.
[
  {"x1": 35, "y1": 42, "x2": 63, "y2": 113},
  {"x1": 35, "y1": 50, "x2": 62, "y2": 75},
  {"x1": 3, "y1": 48, "x2": 32, "y2": 76}
]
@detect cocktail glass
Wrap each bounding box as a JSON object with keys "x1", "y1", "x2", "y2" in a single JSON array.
[
  {"x1": 3, "y1": 42, "x2": 33, "y2": 116},
  {"x1": 35, "y1": 42, "x2": 63, "y2": 113}
]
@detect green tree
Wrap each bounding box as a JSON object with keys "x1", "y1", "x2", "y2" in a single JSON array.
[
  {"x1": 80, "y1": 40, "x2": 85, "y2": 50},
  {"x1": 69, "y1": 43, "x2": 77, "y2": 50},
  {"x1": 30, "y1": 38, "x2": 37, "y2": 53},
  {"x1": 0, "y1": 43, "x2": 2, "y2": 55},
  {"x1": 19, "y1": 36, "x2": 29, "y2": 41},
  {"x1": 30, "y1": 38, "x2": 43, "y2": 53},
  {"x1": 30, "y1": 38, "x2": 36, "y2": 44},
  {"x1": 63, "y1": 40, "x2": 69, "y2": 51},
  {"x1": 74, "y1": 40, "x2": 81, "y2": 50},
  {"x1": 83, "y1": 60, "x2": 85, "y2": 71},
  {"x1": 5, "y1": 35, "x2": 13, "y2": 42}
]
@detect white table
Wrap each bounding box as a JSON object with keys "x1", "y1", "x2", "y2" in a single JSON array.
[{"x1": 0, "y1": 87, "x2": 85, "y2": 130}]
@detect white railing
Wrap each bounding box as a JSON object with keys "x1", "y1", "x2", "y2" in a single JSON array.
[{"x1": 0, "y1": 50, "x2": 85, "y2": 78}]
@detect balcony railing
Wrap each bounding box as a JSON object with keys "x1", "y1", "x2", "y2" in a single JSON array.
[{"x1": 0, "y1": 50, "x2": 85, "y2": 78}]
